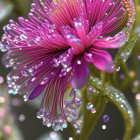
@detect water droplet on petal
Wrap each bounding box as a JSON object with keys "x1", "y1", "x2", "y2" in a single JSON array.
[
  {"x1": 67, "y1": 117, "x2": 72, "y2": 122},
  {"x1": 62, "y1": 122, "x2": 67, "y2": 128},
  {"x1": 52, "y1": 120, "x2": 61, "y2": 131}
]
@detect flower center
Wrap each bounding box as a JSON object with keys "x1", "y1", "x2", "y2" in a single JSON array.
[{"x1": 63, "y1": 21, "x2": 103, "y2": 55}]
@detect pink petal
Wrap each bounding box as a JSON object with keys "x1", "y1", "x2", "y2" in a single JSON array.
[
  {"x1": 70, "y1": 56, "x2": 89, "y2": 89},
  {"x1": 86, "y1": 22, "x2": 102, "y2": 49},
  {"x1": 74, "y1": 21, "x2": 87, "y2": 46},
  {"x1": 64, "y1": 34, "x2": 85, "y2": 55},
  {"x1": 28, "y1": 84, "x2": 46, "y2": 100},
  {"x1": 93, "y1": 33, "x2": 126, "y2": 49},
  {"x1": 101, "y1": 0, "x2": 126, "y2": 35},
  {"x1": 85, "y1": 48, "x2": 114, "y2": 73},
  {"x1": 73, "y1": 21, "x2": 102, "y2": 50}
]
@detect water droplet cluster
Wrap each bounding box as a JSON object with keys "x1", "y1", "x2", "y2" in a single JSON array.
[
  {"x1": 89, "y1": 76, "x2": 135, "y2": 127},
  {"x1": 52, "y1": 48, "x2": 74, "y2": 78},
  {"x1": 21, "y1": 62, "x2": 43, "y2": 77},
  {"x1": 65, "y1": 97, "x2": 83, "y2": 129},
  {"x1": 87, "y1": 102, "x2": 96, "y2": 113},
  {"x1": 36, "y1": 89, "x2": 82, "y2": 131}
]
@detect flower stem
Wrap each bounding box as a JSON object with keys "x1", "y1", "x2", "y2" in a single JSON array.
[
  {"x1": 121, "y1": 62, "x2": 129, "y2": 77},
  {"x1": 68, "y1": 123, "x2": 77, "y2": 140},
  {"x1": 112, "y1": 70, "x2": 119, "y2": 88},
  {"x1": 101, "y1": 71, "x2": 106, "y2": 88},
  {"x1": 88, "y1": 77, "x2": 133, "y2": 140},
  {"x1": 120, "y1": 62, "x2": 135, "y2": 91},
  {"x1": 133, "y1": 99, "x2": 140, "y2": 137},
  {"x1": 79, "y1": 87, "x2": 107, "y2": 140}
]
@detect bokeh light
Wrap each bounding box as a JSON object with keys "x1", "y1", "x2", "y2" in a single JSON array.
[
  {"x1": 19, "y1": 114, "x2": 25, "y2": 122},
  {"x1": 50, "y1": 131, "x2": 57, "y2": 139},
  {"x1": 120, "y1": 74, "x2": 125, "y2": 80},
  {"x1": 136, "y1": 93, "x2": 140, "y2": 100},
  {"x1": 129, "y1": 71, "x2": 135, "y2": 78},
  {"x1": 133, "y1": 80, "x2": 139, "y2": 86},
  {"x1": 76, "y1": 129, "x2": 81, "y2": 134},
  {"x1": 12, "y1": 98, "x2": 21, "y2": 106},
  {"x1": 0, "y1": 107, "x2": 5, "y2": 116},
  {"x1": 0, "y1": 76, "x2": 4, "y2": 83},
  {"x1": 0, "y1": 96, "x2": 5, "y2": 103},
  {"x1": 102, "y1": 125, "x2": 106, "y2": 130},
  {"x1": 69, "y1": 137, "x2": 73, "y2": 140},
  {"x1": 3, "y1": 125, "x2": 11, "y2": 134}
]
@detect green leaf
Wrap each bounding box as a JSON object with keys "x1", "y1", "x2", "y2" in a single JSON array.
[
  {"x1": 68, "y1": 123, "x2": 77, "y2": 140},
  {"x1": 88, "y1": 76, "x2": 134, "y2": 140},
  {"x1": 114, "y1": 35, "x2": 138, "y2": 69}
]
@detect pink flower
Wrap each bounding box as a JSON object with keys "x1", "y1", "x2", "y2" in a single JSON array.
[{"x1": 0, "y1": 0, "x2": 127, "y2": 130}]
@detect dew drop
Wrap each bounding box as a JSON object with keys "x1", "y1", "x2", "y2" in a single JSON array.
[
  {"x1": 87, "y1": 102, "x2": 93, "y2": 110},
  {"x1": 103, "y1": 115, "x2": 109, "y2": 122},
  {"x1": 121, "y1": 53, "x2": 125, "y2": 58},
  {"x1": 91, "y1": 108, "x2": 96, "y2": 113},
  {"x1": 102, "y1": 125, "x2": 106, "y2": 130}
]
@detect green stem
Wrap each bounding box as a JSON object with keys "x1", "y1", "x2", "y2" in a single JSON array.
[
  {"x1": 133, "y1": 99, "x2": 140, "y2": 137},
  {"x1": 101, "y1": 71, "x2": 106, "y2": 88},
  {"x1": 112, "y1": 71, "x2": 119, "y2": 88},
  {"x1": 109, "y1": 100, "x2": 132, "y2": 140},
  {"x1": 88, "y1": 77, "x2": 133, "y2": 140},
  {"x1": 0, "y1": 128, "x2": 7, "y2": 140},
  {"x1": 120, "y1": 62, "x2": 135, "y2": 91},
  {"x1": 68, "y1": 123, "x2": 77, "y2": 140},
  {"x1": 79, "y1": 87, "x2": 107, "y2": 140},
  {"x1": 120, "y1": 76, "x2": 135, "y2": 91},
  {"x1": 121, "y1": 62, "x2": 129, "y2": 77},
  {"x1": 134, "y1": 0, "x2": 140, "y2": 27}
]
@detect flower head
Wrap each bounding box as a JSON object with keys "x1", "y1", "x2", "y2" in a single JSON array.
[{"x1": 0, "y1": 0, "x2": 135, "y2": 131}]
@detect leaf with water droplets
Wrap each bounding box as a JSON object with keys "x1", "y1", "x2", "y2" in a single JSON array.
[
  {"x1": 79, "y1": 86, "x2": 107, "y2": 140},
  {"x1": 114, "y1": 35, "x2": 138, "y2": 68},
  {"x1": 88, "y1": 76, "x2": 134, "y2": 140}
]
